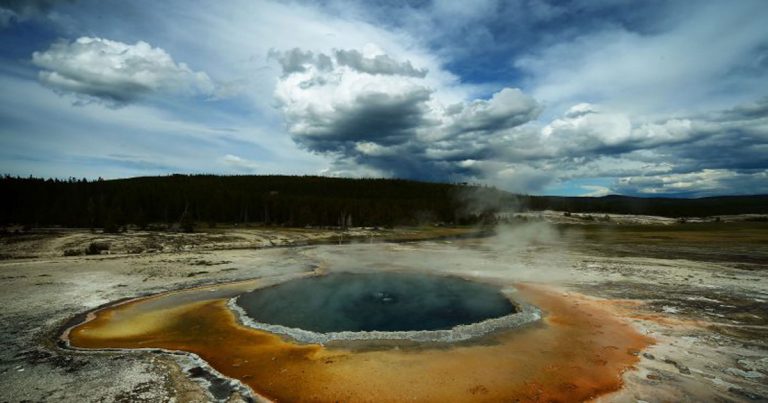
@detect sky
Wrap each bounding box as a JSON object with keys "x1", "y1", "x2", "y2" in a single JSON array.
[{"x1": 1, "y1": 0, "x2": 767, "y2": 197}]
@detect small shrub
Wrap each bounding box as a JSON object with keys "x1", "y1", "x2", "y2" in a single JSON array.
[
  {"x1": 183, "y1": 224, "x2": 195, "y2": 233},
  {"x1": 86, "y1": 242, "x2": 110, "y2": 255},
  {"x1": 147, "y1": 224, "x2": 166, "y2": 231},
  {"x1": 103, "y1": 221, "x2": 120, "y2": 234},
  {"x1": 746, "y1": 216, "x2": 768, "y2": 222},
  {"x1": 181, "y1": 218, "x2": 195, "y2": 233}
]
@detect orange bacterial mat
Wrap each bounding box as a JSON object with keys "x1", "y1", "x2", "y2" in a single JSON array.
[{"x1": 67, "y1": 280, "x2": 653, "y2": 402}]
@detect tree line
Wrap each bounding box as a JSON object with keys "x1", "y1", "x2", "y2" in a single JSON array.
[
  {"x1": 0, "y1": 175, "x2": 507, "y2": 230},
  {"x1": 1, "y1": 175, "x2": 766, "y2": 231}
]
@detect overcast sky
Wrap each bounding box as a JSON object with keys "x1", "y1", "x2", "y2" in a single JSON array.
[{"x1": 1, "y1": 0, "x2": 767, "y2": 197}]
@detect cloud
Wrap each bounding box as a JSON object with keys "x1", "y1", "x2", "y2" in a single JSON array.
[
  {"x1": 0, "y1": 0, "x2": 71, "y2": 26},
  {"x1": 269, "y1": 46, "x2": 429, "y2": 79},
  {"x1": 533, "y1": 98, "x2": 768, "y2": 196},
  {"x1": 318, "y1": 0, "x2": 679, "y2": 88},
  {"x1": 580, "y1": 185, "x2": 611, "y2": 197},
  {"x1": 262, "y1": 1, "x2": 768, "y2": 195},
  {"x1": 3, "y1": 0, "x2": 767, "y2": 196},
  {"x1": 0, "y1": 72, "x2": 330, "y2": 180},
  {"x1": 515, "y1": 1, "x2": 768, "y2": 115},
  {"x1": 269, "y1": 46, "x2": 767, "y2": 196},
  {"x1": 445, "y1": 88, "x2": 541, "y2": 134},
  {"x1": 334, "y1": 49, "x2": 428, "y2": 77},
  {"x1": 269, "y1": 48, "x2": 333, "y2": 77},
  {"x1": 271, "y1": 47, "x2": 541, "y2": 183},
  {"x1": 614, "y1": 169, "x2": 768, "y2": 197},
  {"x1": 541, "y1": 103, "x2": 632, "y2": 154},
  {"x1": 714, "y1": 96, "x2": 768, "y2": 122},
  {"x1": 31, "y1": 37, "x2": 214, "y2": 105},
  {"x1": 0, "y1": 0, "x2": 66, "y2": 14},
  {"x1": 0, "y1": 8, "x2": 13, "y2": 27},
  {"x1": 83, "y1": 154, "x2": 178, "y2": 172},
  {"x1": 222, "y1": 154, "x2": 259, "y2": 173}
]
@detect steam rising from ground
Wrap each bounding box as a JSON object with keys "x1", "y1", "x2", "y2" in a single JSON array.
[
  {"x1": 226, "y1": 218, "x2": 577, "y2": 344},
  {"x1": 307, "y1": 221, "x2": 579, "y2": 286}
]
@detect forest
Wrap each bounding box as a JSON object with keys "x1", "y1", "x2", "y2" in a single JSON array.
[{"x1": 1, "y1": 175, "x2": 766, "y2": 230}]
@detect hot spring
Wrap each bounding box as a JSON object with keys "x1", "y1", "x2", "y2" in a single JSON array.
[
  {"x1": 62, "y1": 244, "x2": 653, "y2": 402},
  {"x1": 232, "y1": 272, "x2": 539, "y2": 343}
]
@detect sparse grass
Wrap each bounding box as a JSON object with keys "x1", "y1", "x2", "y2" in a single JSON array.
[
  {"x1": 571, "y1": 222, "x2": 768, "y2": 244},
  {"x1": 563, "y1": 222, "x2": 768, "y2": 264}
]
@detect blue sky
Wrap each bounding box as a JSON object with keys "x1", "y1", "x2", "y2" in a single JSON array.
[{"x1": 1, "y1": 0, "x2": 767, "y2": 197}]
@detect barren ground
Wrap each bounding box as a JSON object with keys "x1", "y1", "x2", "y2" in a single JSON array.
[{"x1": 0, "y1": 218, "x2": 766, "y2": 402}]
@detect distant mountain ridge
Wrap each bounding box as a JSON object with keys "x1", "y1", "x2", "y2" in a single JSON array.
[{"x1": 525, "y1": 194, "x2": 768, "y2": 218}]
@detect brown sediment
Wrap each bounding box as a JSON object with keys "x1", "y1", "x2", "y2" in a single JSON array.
[{"x1": 68, "y1": 282, "x2": 653, "y2": 402}]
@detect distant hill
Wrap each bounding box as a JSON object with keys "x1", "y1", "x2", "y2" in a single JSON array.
[
  {"x1": 525, "y1": 194, "x2": 768, "y2": 218},
  {"x1": 1, "y1": 175, "x2": 766, "y2": 229}
]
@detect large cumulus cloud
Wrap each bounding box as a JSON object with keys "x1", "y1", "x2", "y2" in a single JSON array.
[
  {"x1": 271, "y1": 49, "x2": 768, "y2": 196},
  {"x1": 32, "y1": 37, "x2": 214, "y2": 105},
  {"x1": 271, "y1": 47, "x2": 768, "y2": 196},
  {"x1": 531, "y1": 99, "x2": 768, "y2": 196},
  {"x1": 614, "y1": 170, "x2": 768, "y2": 197},
  {"x1": 271, "y1": 47, "x2": 541, "y2": 182}
]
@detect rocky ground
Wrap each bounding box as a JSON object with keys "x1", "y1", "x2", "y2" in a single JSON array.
[
  {"x1": 0, "y1": 225, "x2": 482, "y2": 261},
  {"x1": 0, "y1": 217, "x2": 766, "y2": 402}
]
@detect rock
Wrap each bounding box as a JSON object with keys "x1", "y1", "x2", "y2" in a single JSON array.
[
  {"x1": 726, "y1": 367, "x2": 764, "y2": 379},
  {"x1": 646, "y1": 372, "x2": 662, "y2": 381},
  {"x1": 645, "y1": 372, "x2": 670, "y2": 381},
  {"x1": 737, "y1": 358, "x2": 768, "y2": 374},
  {"x1": 187, "y1": 366, "x2": 206, "y2": 378},
  {"x1": 663, "y1": 358, "x2": 691, "y2": 375},
  {"x1": 642, "y1": 352, "x2": 655, "y2": 360},
  {"x1": 675, "y1": 363, "x2": 691, "y2": 375},
  {"x1": 728, "y1": 387, "x2": 764, "y2": 401},
  {"x1": 225, "y1": 392, "x2": 250, "y2": 403}
]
